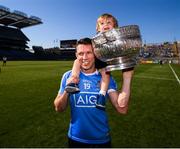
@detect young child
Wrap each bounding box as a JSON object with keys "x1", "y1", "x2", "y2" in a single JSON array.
[{"x1": 65, "y1": 13, "x2": 134, "y2": 109}]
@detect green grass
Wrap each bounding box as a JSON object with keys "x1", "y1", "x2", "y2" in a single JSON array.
[{"x1": 0, "y1": 61, "x2": 179, "y2": 147}]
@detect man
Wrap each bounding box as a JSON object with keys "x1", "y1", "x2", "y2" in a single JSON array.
[
  {"x1": 54, "y1": 38, "x2": 133, "y2": 148},
  {"x1": 2, "y1": 56, "x2": 7, "y2": 66}
]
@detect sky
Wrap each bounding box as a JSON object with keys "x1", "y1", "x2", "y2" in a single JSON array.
[{"x1": 0, "y1": 0, "x2": 180, "y2": 48}]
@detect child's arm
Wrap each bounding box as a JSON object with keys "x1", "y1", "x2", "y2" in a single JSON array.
[
  {"x1": 99, "y1": 68, "x2": 110, "y2": 96},
  {"x1": 118, "y1": 69, "x2": 134, "y2": 107}
]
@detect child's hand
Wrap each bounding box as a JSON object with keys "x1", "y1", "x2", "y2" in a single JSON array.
[{"x1": 118, "y1": 92, "x2": 128, "y2": 108}]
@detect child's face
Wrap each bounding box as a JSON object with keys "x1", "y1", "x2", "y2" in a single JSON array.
[{"x1": 98, "y1": 17, "x2": 115, "y2": 32}]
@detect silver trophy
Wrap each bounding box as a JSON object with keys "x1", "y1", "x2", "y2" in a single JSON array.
[{"x1": 92, "y1": 25, "x2": 142, "y2": 71}]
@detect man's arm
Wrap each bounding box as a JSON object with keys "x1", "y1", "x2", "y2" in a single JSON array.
[
  {"x1": 117, "y1": 69, "x2": 134, "y2": 107},
  {"x1": 109, "y1": 91, "x2": 129, "y2": 114},
  {"x1": 108, "y1": 69, "x2": 133, "y2": 114},
  {"x1": 54, "y1": 91, "x2": 69, "y2": 112}
]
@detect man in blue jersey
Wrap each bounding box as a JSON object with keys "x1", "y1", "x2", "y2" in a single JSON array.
[{"x1": 54, "y1": 38, "x2": 133, "y2": 148}]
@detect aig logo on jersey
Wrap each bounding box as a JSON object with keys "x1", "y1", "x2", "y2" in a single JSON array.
[{"x1": 73, "y1": 92, "x2": 99, "y2": 107}]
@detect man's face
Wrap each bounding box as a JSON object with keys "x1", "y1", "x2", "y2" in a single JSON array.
[{"x1": 76, "y1": 44, "x2": 95, "y2": 73}]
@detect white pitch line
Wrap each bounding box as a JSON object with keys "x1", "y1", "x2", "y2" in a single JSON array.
[{"x1": 169, "y1": 63, "x2": 180, "y2": 85}]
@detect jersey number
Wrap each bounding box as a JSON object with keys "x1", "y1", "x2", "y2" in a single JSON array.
[{"x1": 84, "y1": 83, "x2": 91, "y2": 90}]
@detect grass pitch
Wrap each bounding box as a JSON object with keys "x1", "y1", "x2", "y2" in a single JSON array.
[{"x1": 0, "y1": 61, "x2": 179, "y2": 147}]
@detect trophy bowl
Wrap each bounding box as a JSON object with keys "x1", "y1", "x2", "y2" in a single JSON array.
[{"x1": 92, "y1": 25, "x2": 142, "y2": 71}]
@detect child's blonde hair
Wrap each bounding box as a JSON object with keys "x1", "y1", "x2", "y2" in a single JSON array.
[{"x1": 96, "y1": 13, "x2": 118, "y2": 32}]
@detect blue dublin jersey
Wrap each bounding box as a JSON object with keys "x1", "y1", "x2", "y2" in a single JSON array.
[{"x1": 59, "y1": 70, "x2": 117, "y2": 144}]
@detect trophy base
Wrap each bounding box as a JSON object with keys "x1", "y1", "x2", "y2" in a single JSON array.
[{"x1": 105, "y1": 57, "x2": 136, "y2": 72}]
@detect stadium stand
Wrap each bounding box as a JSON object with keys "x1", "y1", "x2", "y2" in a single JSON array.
[
  {"x1": 0, "y1": 5, "x2": 42, "y2": 60},
  {"x1": 0, "y1": 5, "x2": 76, "y2": 60},
  {"x1": 1, "y1": 5, "x2": 179, "y2": 62},
  {"x1": 0, "y1": 26, "x2": 29, "y2": 49},
  {"x1": 32, "y1": 45, "x2": 76, "y2": 60},
  {"x1": 138, "y1": 42, "x2": 180, "y2": 64}
]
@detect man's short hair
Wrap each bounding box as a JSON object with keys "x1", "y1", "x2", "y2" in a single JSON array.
[
  {"x1": 76, "y1": 38, "x2": 92, "y2": 52},
  {"x1": 76, "y1": 38, "x2": 92, "y2": 46}
]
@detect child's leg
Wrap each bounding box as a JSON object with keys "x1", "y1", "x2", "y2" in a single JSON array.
[
  {"x1": 71, "y1": 59, "x2": 81, "y2": 84},
  {"x1": 96, "y1": 68, "x2": 110, "y2": 110},
  {"x1": 65, "y1": 59, "x2": 81, "y2": 93},
  {"x1": 99, "y1": 68, "x2": 110, "y2": 96},
  {"x1": 118, "y1": 69, "x2": 134, "y2": 107}
]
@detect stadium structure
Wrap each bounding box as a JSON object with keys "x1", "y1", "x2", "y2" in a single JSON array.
[
  {"x1": 0, "y1": 5, "x2": 42, "y2": 60},
  {"x1": 32, "y1": 39, "x2": 76, "y2": 60},
  {"x1": 0, "y1": 5, "x2": 76, "y2": 60},
  {"x1": 139, "y1": 41, "x2": 180, "y2": 64},
  {"x1": 0, "y1": 5, "x2": 179, "y2": 62}
]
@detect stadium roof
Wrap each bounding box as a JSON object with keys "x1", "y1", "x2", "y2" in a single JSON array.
[{"x1": 0, "y1": 5, "x2": 42, "y2": 29}]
